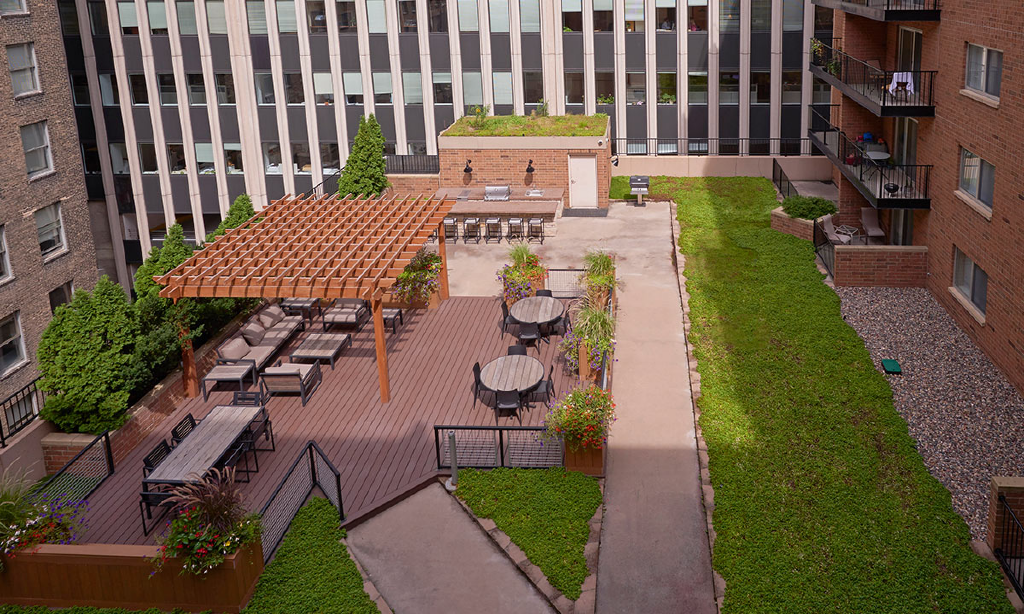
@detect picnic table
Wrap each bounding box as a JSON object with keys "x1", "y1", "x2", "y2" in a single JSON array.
[
  {"x1": 509, "y1": 296, "x2": 564, "y2": 326},
  {"x1": 143, "y1": 405, "x2": 262, "y2": 487},
  {"x1": 480, "y1": 355, "x2": 544, "y2": 393}
]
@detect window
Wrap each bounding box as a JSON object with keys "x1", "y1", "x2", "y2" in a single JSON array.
[
  {"x1": 71, "y1": 73, "x2": 90, "y2": 105},
  {"x1": 167, "y1": 144, "x2": 186, "y2": 173},
  {"x1": 99, "y1": 73, "x2": 118, "y2": 105},
  {"x1": 20, "y1": 121, "x2": 51, "y2": 178},
  {"x1": 813, "y1": 5, "x2": 832, "y2": 32},
  {"x1": 463, "y1": 71, "x2": 482, "y2": 106},
  {"x1": 7, "y1": 43, "x2": 39, "y2": 96},
  {"x1": 403, "y1": 72, "x2": 422, "y2": 104},
  {"x1": 523, "y1": 71, "x2": 543, "y2": 104},
  {"x1": 35, "y1": 203, "x2": 64, "y2": 257},
  {"x1": 49, "y1": 282, "x2": 72, "y2": 313},
  {"x1": 195, "y1": 142, "x2": 215, "y2": 173},
  {"x1": 687, "y1": 0, "x2": 707, "y2": 31},
  {"x1": 428, "y1": 0, "x2": 447, "y2": 31},
  {"x1": 489, "y1": 0, "x2": 508, "y2": 32},
  {"x1": 337, "y1": 0, "x2": 356, "y2": 31},
  {"x1": 366, "y1": 0, "x2": 385, "y2": 32},
  {"x1": 812, "y1": 77, "x2": 830, "y2": 104},
  {"x1": 158, "y1": 73, "x2": 176, "y2": 105},
  {"x1": 719, "y1": 0, "x2": 738, "y2": 33},
  {"x1": 59, "y1": 3, "x2": 80, "y2": 34},
  {"x1": 148, "y1": 1, "x2": 168, "y2": 34},
  {"x1": 187, "y1": 73, "x2": 205, "y2": 105},
  {"x1": 457, "y1": 0, "x2": 477, "y2": 31},
  {"x1": 277, "y1": 0, "x2": 297, "y2": 32},
  {"x1": 224, "y1": 143, "x2": 243, "y2": 173},
  {"x1": 626, "y1": 72, "x2": 645, "y2": 104},
  {"x1": 343, "y1": 72, "x2": 362, "y2": 104},
  {"x1": 118, "y1": 1, "x2": 139, "y2": 34},
  {"x1": 139, "y1": 143, "x2": 158, "y2": 172},
  {"x1": 593, "y1": 0, "x2": 613, "y2": 31},
  {"x1": 782, "y1": 0, "x2": 802, "y2": 32},
  {"x1": 595, "y1": 72, "x2": 614, "y2": 103},
  {"x1": 966, "y1": 44, "x2": 1002, "y2": 99},
  {"x1": 129, "y1": 74, "x2": 148, "y2": 104},
  {"x1": 562, "y1": 0, "x2": 581, "y2": 31},
  {"x1": 688, "y1": 72, "x2": 707, "y2": 104},
  {"x1": 0, "y1": 0, "x2": 27, "y2": 16},
  {"x1": 959, "y1": 148, "x2": 994, "y2": 209},
  {"x1": 565, "y1": 72, "x2": 583, "y2": 104},
  {"x1": 493, "y1": 71, "x2": 512, "y2": 105},
  {"x1": 89, "y1": 2, "x2": 109, "y2": 35},
  {"x1": 215, "y1": 73, "x2": 235, "y2": 104},
  {"x1": 307, "y1": 0, "x2": 326, "y2": 31},
  {"x1": 284, "y1": 73, "x2": 304, "y2": 104},
  {"x1": 177, "y1": 1, "x2": 197, "y2": 34},
  {"x1": 782, "y1": 70, "x2": 801, "y2": 104},
  {"x1": 263, "y1": 142, "x2": 282, "y2": 174},
  {"x1": 408, "y1": 141, "x2": 427, "y2": 155},
  {"x1": 0, "y1": 227, "x2": 10, "y2": 282},
  {"x1": 109, "y1": 143, "x2": 130, "y2": 174},
  {"x1": 953, "y1": 248, "x2": 988, "y2": 315},
  {"x1": 206, "y1": 0, "x2": 227, "y2": 34},
  {"x1": 399, "y1": 0, "x2": 416, "y2": 31},
  {"x1": 520, "y1": 0, "x2": 539, "y2": 31},
  {"x1": 751, "y1": 71, "x2": 770, "y2": 104},
  {"x1": 321, "y1": 142, "x2": 339, "y2": 172},
  {"x1": 255, "y1": 73, "x2": 275, "y2": 104},
  {"x1": 433, "y1": 72, "x2": 452, "y2": 103},
  {"x1": 247, "y1": 0, "x2": 267, "y2": 33},
  {"x1": 82, "y1": 142, "x2": 101, "y2": 173},
  {"x1": 292, "y1": 142, "x2": 311, "y2": 174},
  {"x1": 657, "y1": 73, "x2": 676, "y2": 104},
  {"x1": 624, "y1": 0, "x2": 643, "y2": 31},
  {"x1": 656, "y1": 0, "x2": 676, "y2": 31},
  {"x1": 720, "y1": 73, "x2": 739, "y2": 104},
  {"x1": 0, "y1": 314, "x2": 25, "y2": 376},
  {"x1": 313, "y1": 72, "x2": 334, "y2": 104},
  {"x1": 373, "y1": 72, "x2": 392, "y2": 104},
  {"x1": 751, "y1": 0, "x2": 770, "y2": 32}
]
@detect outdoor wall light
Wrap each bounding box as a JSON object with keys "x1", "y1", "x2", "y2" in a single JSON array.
[
  {"x1": 526, "y1": 160, "x2": 535, "y2": 174},
  {"x1": 464, "y1": 160, "x2": 473, "y2": 173},
  {"x1": 611, "y1": 155, "x2": 619, "y2": 167}
]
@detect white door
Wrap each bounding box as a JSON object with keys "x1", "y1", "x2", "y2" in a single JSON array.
[{"x1": 568, "y1": 156, "x2": 598, "y2": 209}]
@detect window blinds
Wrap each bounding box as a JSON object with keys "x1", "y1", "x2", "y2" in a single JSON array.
[
  {"x1": 493, "y1": 72, "x2": 513, "y2": 104},
  {"x1": 403, "y1": 73, "x2": 423, "y2": 103},
  {"x1": 342, "y1": 72, "x2": 362, "y2": 94},
  {"x1": 247, "y1": 1, "x2": 268, "y2": 33},
  {"x1": 176, "y1": 2, "x2": 197, "y2": 34},
  {"x1": 148, "y1": 2, "x2": 167, "y2": 30},
  {"x1": 562, "y1": 0, "x2": 582, "y2": 11},
  {"x1": 457, "y1": 0, "x2": 477, "y2": 31},
  {"x1": 489, "y1": 0, "x2": 508, "y2": 31},
  {"x1": 625, "y1": 0, "x2": 644, "y2": 21},
  {"x1": 519, "y1": 0, "x2": 539, "y2": 31},
  {"x1": 276, "y1": 0, "x2": 298, "y2": 32}
]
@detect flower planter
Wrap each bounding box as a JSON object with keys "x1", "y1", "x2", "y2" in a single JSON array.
[
  {"x1": 578, "y1": 341, "x2": 600, "y2": 384},
  {"x1": 383, "y1": 289, "x2": 442, "y2": 310},
  {"x1": 564, "y1": 445, "x2": 604, "y2": 477},
  {"x1": 504, "y1": 276, "x2": 546, "y2": 305}
]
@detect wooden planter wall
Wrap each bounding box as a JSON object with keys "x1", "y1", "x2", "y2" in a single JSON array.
[{"x1": 0, "y1": 541, "x2": 264, "y2": 613}]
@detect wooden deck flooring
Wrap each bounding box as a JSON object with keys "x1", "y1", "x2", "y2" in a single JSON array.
[{"x1": 84, "y1": 297, "x2": 574, "y2": 544}]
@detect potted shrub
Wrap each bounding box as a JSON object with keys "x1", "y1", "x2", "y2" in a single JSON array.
[
  {"x1": 496, "y1": 245, "x2": 547, "y2": 304},
  {"x1": 385, "y1": 248, "x2": 443, "y2": 309},
  {"x1": 0, "y1": 469, "x2": 87, "y2": 571},
  {"x1": 544, "y1": 385, "x2": 615, "y2": 476},
  {"x1": 151, "y1": 468, "x2": 261, "y2": 576}
]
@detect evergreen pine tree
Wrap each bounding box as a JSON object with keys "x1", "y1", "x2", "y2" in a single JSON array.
[
  {"x1": 338, "y1": 114, "x2": 389, "y2": 197},
  {"x1": 205, "y1": 193, "x2": 256, "y2": 243}
]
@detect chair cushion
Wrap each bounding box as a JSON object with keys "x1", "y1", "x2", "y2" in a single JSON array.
[
  {"x1": 219, "y1": 337, "x2": 251, "y2": 361},
  {"x1": 262, "y1": 304, "x2": 287, "y2": 327},
  {"x1": 260, "y1": 326, "x2": 295, "y2": 347},
  {"x1": 263, "y1": 363, "x2": 315, "y2": 377},
  {"x1": 240, "y1": 321, "x2": 266, "y2": 346},
  {"x1": 258, "y1": 311, "x2": 277, "y2": 329},
  {"x1": 246, "y1": 345, "x2": 276, "y2": 370}
]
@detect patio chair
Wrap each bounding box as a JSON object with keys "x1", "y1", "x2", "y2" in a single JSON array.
[
  {"x1": 527, "y1": 218, "x2": 544, "y2": 244},
  {"x1": 507, "y1": 218, "x2": 524, "y2": 241},
  {"x1": 218, "y1": 441, "x2": 254, "y2": 483},
  {"x1": 535, "y1": 289, "x2": 553, "y2": 297},
  {"x1": 142, "y1": 440, "x2": 171, "y2": 477},
  {"x1": 821, "y1": 215, "x2": 851, "y2": 245},
  {"x1": 493, "y1": 390, "x2": 524, "y2": 425},
  {"x1": 443, "y1": 217, "x2": 457, "y2": 242},
  {"x1": 485, "y1": 218, "x2": 502, "y2": 243},
  {"x1": 139, "y1": 488, "x2": 175, "y2": 536},
  {"x1": 500, "y1": 301, "x2": 517, "y2": 335},
  {"x1": 242, "y1": 406, "x2": 275, "y2": 455},
  {"x1": 322, "y1": 298, "x2": 369, "y2": 332},
  {"x1": 860, "y1": 207, "x2": 886, "y2": 240},
  {"x1": 550, "y1": 311, "x2": 572, "y2": 337},
  {"x1": 507, "y1": 344, "x2": 528, "y2": 356},
  {"x1": 463, "y1": 218, "x2": 481, "y2": 244},
  {"x1": 261, "y1": 360, "x2": 323, "y2": 406},
  {"x1": 232, "y1": 390, "x2": 264, "y2": 406},
  {"x1": 530, "y1": 365, "x2": 557, "y2": 406},
  {"x1": 517, "y1": 322, "x2": 544, "y2": 348},
  {"x1": 169, "y1": 414, "x2": 196, "y2": 448}
]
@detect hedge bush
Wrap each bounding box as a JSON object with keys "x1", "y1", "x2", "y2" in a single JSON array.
[{"x1": 781, "y1": 194, "x2": 836, "y2": 220}]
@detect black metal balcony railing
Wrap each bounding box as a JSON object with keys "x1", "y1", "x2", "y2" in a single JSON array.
[
  {"x1": 995, "y1": 495, "x2": 1024, "y2": 600},
  {"x1": 385, "y1": 154, "x2": 440, "y2": 174},
  {"x1": 612, "y1": 137, "x2": 818, "y2": 157},
  {"x1": 838, "y1": 0, "x2": 939, "y2": 9},
  {"x1": 808, "y1": 108, "x2": 931, "y2": 207},
  {"x1": 0, "y1": 378, "x2": 46, "y2": 447},
  {"x1": 811, "y1": 40, "x2": 936, "y2": 114}
]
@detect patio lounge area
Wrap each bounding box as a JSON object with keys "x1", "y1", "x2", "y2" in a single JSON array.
[{"x1": 82, "y1": 296, "x2": 575, "y2": 544}]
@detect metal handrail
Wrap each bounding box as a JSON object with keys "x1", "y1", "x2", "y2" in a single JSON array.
[
  {"x1": 0, "y1": 377, "x2": 45, "y2": 447},
  {"x1": 30, "y1": 432, "x2": 114, "y2": 503},
  {"x1": 996, "y1": 494, "x2": 1024, "y2": 600},
  {"x1": 772, "y1": 159, "x2": 795, "y2": 200},
  {"x1": 612, "y1": 137, "x2": 817, "y2": 157},
  {"x1": 811, "y1": 40, "x2": 936, "y2": 108},
  {"x1": 433, "y1": 425, "x2": 559, "y2": 470}
]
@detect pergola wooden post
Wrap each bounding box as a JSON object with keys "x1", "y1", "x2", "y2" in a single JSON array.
[
  {"x1": 177, "y1": 314, "x2": 200, "y2": 398},
  {"x1": 154, "y1": 193, "x2": 454, "y2": 404},
  {"x1": 437, "y1": 221, "x2": 450, "y2": 300}
]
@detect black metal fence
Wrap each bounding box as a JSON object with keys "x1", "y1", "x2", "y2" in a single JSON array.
[
  {"x1": 547, "y1": 269, "x2": 586, "y2": 299},
  {"x1": 843, "y1": 0, "x2": 939, "y2": 9},
  {"x1": 813, "y1": 219, "x2": 836, "y2": 278},
  {"x1": 434, "y1": 426, "x2": 563, "y2": 470},
  {"x1": 0, "y1": 378, "x2": 45, "y2": 447},
  {"x1": 259, "y1": 441, "x2": 344, "y2": 563},
  {"x1": 811, "y1": 40, "x2": 936, "y2": 109},
  {"x1": 772, "y1": 159, "x2": 796, "y2": 200},
  {"x1": 995, "y1": 495, "x2": 1024, "y2": 600},
  {"x1": 612, "y1": 137, "x2": 817, "y2": 157},
  {"x1": 31, "y1": 432, "x2": 114, "y2": 503},
  {"x1": 385, "y1": 154, "x2": 440, "y2": 174}
]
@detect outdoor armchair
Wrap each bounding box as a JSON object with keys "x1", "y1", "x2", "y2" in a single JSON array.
[
  {"x1": 530, "y1": 365, "x2": 556, "y2": 406},
  {"x1": 260, "y1": 360, "x2": 323, "y2": 406},
  {"x1": 861, "y1": 207, "x2": 886, "y2": 239},
  {"x1": 500, "y1": 301, "x2": 517, "y2": 335},
  {"x1": 322, "y1": 298, "x2": 370, "y2": 332},
  {"x1": 139, "y1": 488, "x2": 175, "y2": 536},
  {"x1": 517, "y1": 322, "x2": 543, "y2": 348},
  {"x1": 822, "y1": 215, "x2": 851, "y2": 245},
  {"x1": 169, "y1": 414, "x2": 196, "y2": 448}
]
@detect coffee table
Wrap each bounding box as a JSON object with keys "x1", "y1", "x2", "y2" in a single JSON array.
[
  {"x1": 280, "y1": 298, "x2": 322, "y2": 325},
  {"x1": 201, "y1": 363, "x2": 256, "y2": 401},
  {"x1": 290, "y1": 332, "x2": 352, "y2": 369}
]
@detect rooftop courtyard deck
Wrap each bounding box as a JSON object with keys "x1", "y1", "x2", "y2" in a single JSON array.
[{"x1": 83, "y1": 296, "x2": 574, "y2": 544}]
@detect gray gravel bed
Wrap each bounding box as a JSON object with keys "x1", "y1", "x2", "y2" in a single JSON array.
[{"x1": 836, "y1": 286, "x2": 1024, "y2": 540}]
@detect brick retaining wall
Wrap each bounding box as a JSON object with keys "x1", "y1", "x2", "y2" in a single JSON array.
[
  {"x1": 833, "y1": 245, "x2": 929, "y2": 288},
  {"x1": 988, "y1": 476, "x2": 1024, "y2": 555},
  {"x1": 769, "y1": 207, "x2": 815, "y2": 241}
]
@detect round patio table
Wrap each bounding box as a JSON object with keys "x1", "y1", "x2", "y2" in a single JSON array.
[
  {"x1": 479, "y1": 355, "x2": 544, "y2": 393},
  {"x1": 509, "y1": 296, "x2": 564, "y2": 326}
]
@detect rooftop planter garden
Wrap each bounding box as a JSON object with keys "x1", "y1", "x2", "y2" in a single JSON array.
[
  {"x1": 559, "y1": 250, "x2": 617, "y2": 384},
  {"x1": 497, "y1": 244, "x2": 547, "y2": 304},
  {"x1": 544, "y1": 385, "x2": 615, "y2": 476},
  {"x1": 441, "y1": 113, "x2": 608, "y2": 137},
  {"x1": 385, "y1": 248, "x2": 442, "y2": 309}
]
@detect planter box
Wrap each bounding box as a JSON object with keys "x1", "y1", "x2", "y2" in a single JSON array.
[
  {"x1": 504, "y1": 277, "x2": 547, "y2": 305},
  {"x1": 0, "y1": 540, "x2": 264, "y2": 613},
  {"x1": 564, "y1": 445, "x2": 604, "y2": 477},
  {"x1": 383, "y1": 289, "x2": 442, "y2": 310},
  {"x1": 770, "y1": 206, "x2": 817, "y2": 241}
]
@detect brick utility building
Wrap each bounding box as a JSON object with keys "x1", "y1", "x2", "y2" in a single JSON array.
[
  {"x1": 809, "y1": 0, "x2": 1024, "y2": 391},
  {"x1": 0, "y1": 0, "x2": 100, "y2": 419}
]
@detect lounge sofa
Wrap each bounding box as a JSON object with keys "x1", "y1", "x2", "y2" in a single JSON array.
[{"x1": 216, "y1": 304, "x2": 304, "y2": 373}]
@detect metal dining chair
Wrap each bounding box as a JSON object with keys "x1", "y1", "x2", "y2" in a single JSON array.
[
  {"x1": 535, "y1": 289, "x2": 553, "y2": 297},
  {"x1": 507, "y1": 345, "x2": 528, "y2": 356},
  {"x1": 517, "y1": 322, "x2": 543, "y2": 348},
  {"x1": 494, "y1": 390, "x2": 524, "y2": 425}
]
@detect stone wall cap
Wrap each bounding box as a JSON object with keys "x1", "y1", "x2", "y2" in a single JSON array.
[
  {"x1": 992, "y1": 476, "x2": 1024, "y2": 490},
  {"x1": 41, "y1": 432, "x2": 98, "y2": 445},
  {"x1": 834, "y1": 245, "x2": 929, "y2": 253}
]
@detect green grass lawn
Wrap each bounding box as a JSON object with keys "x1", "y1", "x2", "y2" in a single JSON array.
[
  {"x1": 608, "y1": 176, "x2": 636, "y2": 201},
  {"x1": 658, "y1": 176, "x2": 1011, "y2": 613},
  {"x1": 455, "y1": 468, "x2": 602, "y2": 600},
  {"x1": 441, "y1": 113, "x2": 608, "y2": 137}
]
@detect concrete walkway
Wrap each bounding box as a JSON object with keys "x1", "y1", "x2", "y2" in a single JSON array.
[
  {"x1": 346, "y1": 483, "x2": 553, "y2": 614},
  {"x1": 595, "y1": 202, "x2": 717, "y2": 613}
]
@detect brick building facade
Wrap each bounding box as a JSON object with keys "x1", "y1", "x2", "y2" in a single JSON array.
[{"x1": 0, "y1": 0, "x2": 99, "y2": 414}]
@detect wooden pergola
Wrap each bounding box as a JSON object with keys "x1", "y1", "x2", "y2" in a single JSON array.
[{"x1": 155, "y1": 193, "x2": 455, "y2": 403}]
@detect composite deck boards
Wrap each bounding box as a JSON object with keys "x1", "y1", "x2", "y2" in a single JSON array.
[{"x1": 83, "y1": 297, "x2": 572, "y2": 544}]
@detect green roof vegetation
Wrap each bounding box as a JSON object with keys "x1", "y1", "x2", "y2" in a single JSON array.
[
  {"x1": 665, "y1": 176, "x2": 1012, "y2": 613},
  {"x1": 442, "y1": 113, "x2": 608, "y2": 137}
]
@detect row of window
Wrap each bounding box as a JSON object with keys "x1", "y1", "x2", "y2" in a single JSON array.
[
  {"x1": 0, "y1": 279, "x2": 73, "y2": 378},
  {"x1": 0, "y1": 203, "x2": 67, "y2": 288}
]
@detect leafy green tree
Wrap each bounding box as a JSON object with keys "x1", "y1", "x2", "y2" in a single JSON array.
[
  {"x1": 37, "y1": 277, "x2": 138, "y2": 434},
  {"x1": 205, "y1": 194, "x2": 256, "y2": 244},
  {"x1": 338, "y1": 114, "x2": 388, "y2": 197},
  {"x1": 134, "y1": 224, "x2": 195, "y2": 300}
]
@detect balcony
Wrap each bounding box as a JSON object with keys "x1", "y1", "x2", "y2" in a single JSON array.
[
  {"x1": 810, "y1": 41, "x2": 936, "y2": 117},
  {"x1": 808, "y1": 109, "x2": 931, "y2": 209},
  {"x1": 810, "y1": 0, "x2": 939, "y2": 22}
]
